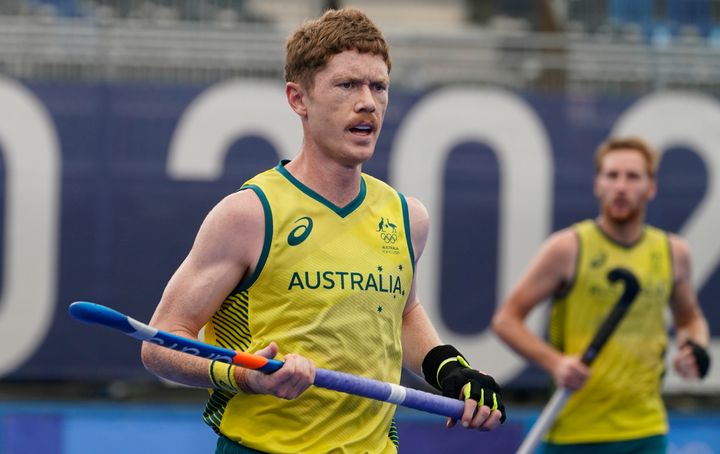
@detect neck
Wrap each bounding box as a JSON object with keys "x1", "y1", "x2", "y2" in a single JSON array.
[
  {"x1": 284, "y1": 153, "x2": 362, "y2": 207},
  {"x1": 596, "y1": 216, "x2": 644, "y2": 245}
]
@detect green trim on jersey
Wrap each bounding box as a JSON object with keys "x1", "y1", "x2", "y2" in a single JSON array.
[
  {"x1": 216, "y1": 435, "x2": 268, "y2": 453},
  {"x1": 388, "y1": 417, "x2": 399, "y2": 449},
  {"x1": 211, "y1": 293, "x2": 252, "y2": 351},
  {"x1": 235, "y1": 185, "x2": 272, "y2": 293},
  {"x1": 203, "y1": 388, "x2": 234, "y2": 436},
  {"x1": 275, "y1": 160, "x2": 367, "y2": 218},
  {"x1": 398, "y1": 192, "x2": 415, "y2": 273}
]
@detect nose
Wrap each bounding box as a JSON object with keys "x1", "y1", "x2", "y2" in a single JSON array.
[
  {"x1": 613, "y1": 175, "x2": 631, "y2": 192},
  {"x1": 355, "y1": 84, "x2": 376, "y2": 113}
]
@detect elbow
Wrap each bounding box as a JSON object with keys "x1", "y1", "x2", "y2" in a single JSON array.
[
  {"x1": 140, "y1": 342, "x2": 158, "y2": 374},
  {"x1": 491, "y1": 305, "x2": 518, "y2": 343},
  {"x1": 491, "y1": 310, "x2": 507, "y2": 339}
]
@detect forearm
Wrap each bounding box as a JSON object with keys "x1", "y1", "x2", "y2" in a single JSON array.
[
  {"x1": 492, "y1": 312, "x2": 563, "y2": 374},
  {"x1": 401, "y1": 303, "x2": 442, "y2": 375},
  {"x1": 676, "y1": 315, "x2": 710, "y2": 346},
  {"x1": 141, "y1": 341, "x2": 215, "y2": 389}
]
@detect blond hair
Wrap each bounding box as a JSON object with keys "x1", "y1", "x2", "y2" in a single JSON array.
[{"x1": 595, "y1": 137, "x2": 659, "y2": 177}]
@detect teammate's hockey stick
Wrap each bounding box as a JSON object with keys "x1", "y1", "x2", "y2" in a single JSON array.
[
  {"x1": 515, "y1": 267, "x2": 640, "y2": 454},
  {"x1": 69, "y1": 301, "x2": 466, "y2": 419}
]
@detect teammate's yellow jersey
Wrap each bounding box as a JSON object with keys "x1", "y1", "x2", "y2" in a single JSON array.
[
  {"x1": 547, "y1": 220, "x2": 673, "y2": 444},
  {"x1": 202, "y1": 161, "x2": 415, "y2": 453}
]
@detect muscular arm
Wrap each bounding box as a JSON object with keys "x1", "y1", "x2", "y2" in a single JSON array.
[
  {"x1": 140, "y1": 190, "x2": 264, "y2": 388},
  {"x1": 669, "y1": 235, "x2": 709, "y2": 344},
  {"x1": 669, "y1": 235, "x2": 711, "y2": 379},
  {"x1": 400, "y1": 196, "x2": 502, "y2": 430},
  {"x1": 399, "y1": 197, "x2": 441, "y2": 374},
  {"x1": 492, "y1": 229, "x2": 590, "y2": 388}
]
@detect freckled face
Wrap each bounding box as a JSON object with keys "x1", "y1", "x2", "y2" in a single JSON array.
[
  {"x1": 594, "y1": 149, "x2": 656, "y2": 224},
  {"x1": 302, "y1": 50, "x2": 389, "y2": 166}
]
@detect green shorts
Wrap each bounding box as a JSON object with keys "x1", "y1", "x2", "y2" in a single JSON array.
[
  {"x1": 216, "y1": 434, "x2": 268, "y2": 454},
  {"x1": 542, "y1": 435, "x2": 667, "y2": 454}
]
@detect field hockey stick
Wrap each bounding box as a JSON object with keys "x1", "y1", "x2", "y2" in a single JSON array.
[
  {"x1": 68, "y1": 301, "x2": 466, "y2": 419},
  {"x1": 516, "y1": 267, "x2": 640, "y2": 454}
]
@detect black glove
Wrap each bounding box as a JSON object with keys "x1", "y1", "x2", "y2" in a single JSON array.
[
  {"x1": 686, "y1": 339, "x2": 711, "y2": 379},
  {"x1": 422, "y1": 345, "x2": 506, "y2": 423}
]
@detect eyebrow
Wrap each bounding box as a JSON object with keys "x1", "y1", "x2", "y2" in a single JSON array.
[{"x1": 331, "y1": 74, "x2": 389, "y2": 85}]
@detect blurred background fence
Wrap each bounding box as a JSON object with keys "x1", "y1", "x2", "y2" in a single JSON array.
[
  {"x1": 1, "y1": 1, "x2": 720, "y2": 453},
  {"x1": 1, "y1": 0, "x2": 720, "y2": 91}
]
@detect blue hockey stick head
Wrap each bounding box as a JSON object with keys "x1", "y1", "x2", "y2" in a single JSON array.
[{"x1": 68, "y1": 301, "x2": 136, "y2": 333}]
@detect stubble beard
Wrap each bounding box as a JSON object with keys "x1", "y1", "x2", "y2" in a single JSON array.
[{"x1": 601, "y1": 201, "x2": 644, "y2": 226}]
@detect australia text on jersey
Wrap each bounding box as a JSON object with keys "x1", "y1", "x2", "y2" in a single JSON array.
[{"x1": 287, "y1": 269, "x2": 405, "y2": 296}]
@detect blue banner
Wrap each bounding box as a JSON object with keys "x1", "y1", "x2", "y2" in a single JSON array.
[{"x1": 0, "y1": 77, "x2": 717, "y2": 390}]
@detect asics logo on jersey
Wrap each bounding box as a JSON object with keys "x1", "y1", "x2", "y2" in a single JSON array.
[
  {"x1": 590, "y1": 252, "x2": 606, "y2": 268},
  {"x1": 288, "y1": 216, "x2": 313, "y2": 246}
]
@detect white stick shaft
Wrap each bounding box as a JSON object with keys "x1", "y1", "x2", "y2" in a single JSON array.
[{"x1": 516, "y1": 388, "x2": 571, "y2": 454}]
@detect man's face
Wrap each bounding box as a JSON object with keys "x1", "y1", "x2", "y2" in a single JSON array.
[
  {"x1": 594, "y1": 149, "x2": 657, "y2": 224},
  {"x1": 301, "y1": 49, "x2": 389, "y2": 166}
]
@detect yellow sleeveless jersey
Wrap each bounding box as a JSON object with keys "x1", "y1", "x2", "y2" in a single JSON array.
[
  {"x1": 547, "y1": 220, "x2": 673, "y2": 444},
  {"x1": 202, "y1": 161, "x2": 414, "y2": 453}
]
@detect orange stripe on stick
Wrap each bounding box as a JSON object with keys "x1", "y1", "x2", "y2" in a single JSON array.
[{"x1": 232, "y1": 351, "x2": 269, "y2": 369}]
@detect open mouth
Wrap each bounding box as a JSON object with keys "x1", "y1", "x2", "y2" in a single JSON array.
[
  {"x1": 612, "y1": 198, "x2": 629, "y2": 209},
  {"x1": 349, "y1": 123, "x2": 374, "y2": 136}
]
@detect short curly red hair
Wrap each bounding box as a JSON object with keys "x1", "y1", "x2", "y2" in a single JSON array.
[
  {"x1": 284, "y1": 8, "x2": 391, "y2": 90},
  {"x1": 595, "y1": 137, "x2": 659, "y2": 178}
]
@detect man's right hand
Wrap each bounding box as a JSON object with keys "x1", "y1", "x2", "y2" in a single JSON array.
[
  {"x1": 237, "y1": 342, "x2": 316, "y2": 399},
  {"x1": 552, "y1": 355, "x2": 590, "y2": 390}
]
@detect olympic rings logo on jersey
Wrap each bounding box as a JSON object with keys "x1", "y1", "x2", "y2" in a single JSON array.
[
  {"x1": 381, "y1": 233, "x2": 398, "y2": 244},
  {"x1": 376, "y1": 217, "x2": 399, "y2": 244}
]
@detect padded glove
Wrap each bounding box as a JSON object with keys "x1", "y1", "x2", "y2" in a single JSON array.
[
  {"x1": 422, "y1": 344, "x2": 506, "y2": 423},
  {"x1": 686, "y1": 339, "x2": 711, "y2": 379}
]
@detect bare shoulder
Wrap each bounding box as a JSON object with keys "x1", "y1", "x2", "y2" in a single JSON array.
[
  {"x1": 193, "y1": 188, "x2": 266, "y2": 261},
  {"x1": 541, "y1": 227, "x2": 578, "y2": 262},
  {"x1": 527, "y1": 227, "x2": 578, "y2": 282},
  {"x1": 668, "y1": 233, "x2": 691, "y2": 258},
  {"x1": 404, "y1": 196, "x2": 430, "y2": 260},
  {"x1": 667, "y1": 233, "x2": 692, "y2": 281},
  {"x1": 405, "y1": 196, "x2": 429, "y2": 226},
  {"x1": 149, "y1": 188, "x2": 267, "y2": 332},
  {"x1": 207, "y1": 189, "x2": 264, "y2": 227}
]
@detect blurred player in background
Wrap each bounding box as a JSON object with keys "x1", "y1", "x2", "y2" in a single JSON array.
[
  {"x1": 493, "y1": 137, "x2": 710, "y2": 453},
  {"x1": 141, "y1": 7, "x2": 505, "y2": 453}
]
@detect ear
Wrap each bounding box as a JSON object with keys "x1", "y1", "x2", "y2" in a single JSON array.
[
  {"x1": 286, "y1": 82, "x2": 307, "y2": 117},
  {"x1": 647, "y1": 178, "x2": 657, "y2": 201},
  {"x1": 593, "y1": 175, "x2": 600, "y2": 198}
]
